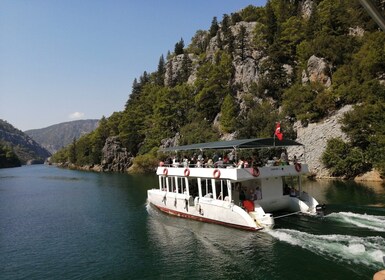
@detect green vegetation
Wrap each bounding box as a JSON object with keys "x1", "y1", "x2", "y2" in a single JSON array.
[
  {"x1": 51, "y1": 0, "x2": 385, "y2": 176},
  {"x1": 0, "y1": 143, "x2": 21, "y2": 168}
]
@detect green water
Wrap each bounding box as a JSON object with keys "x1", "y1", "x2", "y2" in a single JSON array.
[{"x1": 0, "y1": 165, "x2": 384, "y2": 279}]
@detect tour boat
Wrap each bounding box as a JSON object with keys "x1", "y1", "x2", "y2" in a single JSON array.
[{"x1": 147, "y1": 138, "x2": 324, "y2": 231}]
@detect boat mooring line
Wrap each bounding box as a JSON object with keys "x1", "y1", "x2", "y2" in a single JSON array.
[{"x1": 274, "y1": 211, "x2": 301, "y2": 219}]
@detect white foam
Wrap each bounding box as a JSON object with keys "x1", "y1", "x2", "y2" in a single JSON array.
[
  {"x1": 268, "y1": 229, "x2": 385, "y2": 268},
  {"x1": 326, "y1": 212, "x2": 385, "y2": 232}
]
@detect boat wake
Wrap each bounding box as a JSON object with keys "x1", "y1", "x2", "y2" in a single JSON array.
[
  {"x1": 326, "y1": 212, "x2": 385, "y2": 232},
  {"x1": 268, "y1": 229, "x2": 385, "y2": 268}
]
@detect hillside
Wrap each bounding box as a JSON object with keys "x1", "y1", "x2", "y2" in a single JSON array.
[
  {"x1": 25, "y1": 119, "x2": 99, "y2": 154},
  {"x1": 52, "y1": 0, "x2": 385, "y2": 179},
  {"x1": 0, "y1": 119, "x2": 51, "y2": 166}
]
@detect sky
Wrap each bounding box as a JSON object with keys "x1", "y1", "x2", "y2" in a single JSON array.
[{"x1": 0, "y1": 0, "x2": 266, "y2": 131}]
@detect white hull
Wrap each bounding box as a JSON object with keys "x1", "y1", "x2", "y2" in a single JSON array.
[{"x1": 147, "y1": 189, "x2": 267, "y2": 231}]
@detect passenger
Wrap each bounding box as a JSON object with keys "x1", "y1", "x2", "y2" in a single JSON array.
[
  {"x1": 239, "y1": 188, "x2": 246, "y2": 203},
  {"x1": 283, "y1": 184, "x2": 291, "y2": 195},
  {"x1": 236, "y1": 158, "x2": 244, "y2": 168},
  {"x1": 292, "y1": 155, "x2": 298, "y2": 164},
  {"x1": 182, "y1": 156, "x2": 189, "y2": 167},
  {"x1": 290, "y1": 187, "x2": 297, "y2": 197},
  {"x1": 281, "y1": 150, "x2": 289, "y2": 165},
  {"x1": 214, "y1": 157, "x2": 224, "y2": 168},
  {"x1": 172, "y1": 156, "x2": 179, "y2": 167},
  {"x1": 212, "y1": 153, "x2": 219, "y2": 163},
  {"x1": 228, "y1": 150, "x2": 235, "y2": 164},
  {"x1": 206, "y1": 158, "x2": 214, "y2": 168},
  {"x1": 245, "y1": 189, "x2": 254, "y2": 200},
  {"x1": 253, "y1": 187, "x2": 262, "y2": 200}
]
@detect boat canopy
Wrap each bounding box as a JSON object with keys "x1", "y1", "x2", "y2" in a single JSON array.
[{"x1": 161, "y1": 138, "x2": 303, "y2": 152}]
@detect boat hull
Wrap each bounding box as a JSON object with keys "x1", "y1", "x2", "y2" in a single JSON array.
[
  {"x1": 149, "y1": 202, "x2": 263, "y2": 231},
  {"x1": 147, "y1": 190, "x2": 264, "y2": 231}
]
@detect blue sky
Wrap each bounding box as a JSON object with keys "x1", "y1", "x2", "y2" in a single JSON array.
[{"x1": 0, "y1": 0, "x2": 266, "y2": 131}]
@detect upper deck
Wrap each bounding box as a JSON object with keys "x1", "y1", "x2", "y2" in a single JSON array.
[{"x1": 156, "y1": 163, "x2": 309, "y2": 181}]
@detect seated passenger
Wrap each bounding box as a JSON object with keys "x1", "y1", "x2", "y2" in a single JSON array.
[
  {"x1": 214, "y1": 157, "x2": 224, "y2": 168},
  {"x1": 290, "y1": 187, "x2": 297, "y2": 197},
  {"x1": 253, "y1": 187, "x2": 262, "y2": 200}
]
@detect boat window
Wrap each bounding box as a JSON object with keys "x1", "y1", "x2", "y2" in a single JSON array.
[
  {"x1": 201, "y1": 179, "x2": 212, "y2": 197},
  {"x1": 282, "y1": 176, "x2": 299, "y2": 195},
  {"x1": 215, "y1": 180, "x2": 229, "y2": 200}
]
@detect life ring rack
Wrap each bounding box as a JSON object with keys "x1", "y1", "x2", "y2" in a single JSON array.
[
  {"x1": 163, "y1": 168, "x2": 168, "y2": 176},
  {"x1": 184, "y1": 168, "x2": 190, "y2": 177},
  {"x1": 213, "y1": 169, "x2": 221, "y2": 179},
  {"x1": 295, "y1": 163, "x2": 302, "y2": 172},
  {"x1": 251, "y1": 167, "x2": 260, "y2": 177}
]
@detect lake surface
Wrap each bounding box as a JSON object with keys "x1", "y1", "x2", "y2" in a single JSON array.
[{"x1": 1, "y1": 165, "x2": 384, "y2": 280}]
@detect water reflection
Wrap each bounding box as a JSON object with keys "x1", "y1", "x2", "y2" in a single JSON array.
[
  {"x1": 146, "y1": 203, "x2": 279, "y2": 278},
  {"x1": 302, "y1": 178, "x2": 385, "y2": 207}
]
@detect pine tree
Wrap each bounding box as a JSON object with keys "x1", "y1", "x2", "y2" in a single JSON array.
[
  {"x1": 209, "y1": 16, "x2": 219, "y2": 38},
  {"x1": 174, "y1": 38, "x2": 184, "y2": 55},
  {"x1": 220, "y1": 94, "x2": 237, "y2": 133},
  {"x1": 156, "y1": 55, "x2": 165, "y2": 86}
]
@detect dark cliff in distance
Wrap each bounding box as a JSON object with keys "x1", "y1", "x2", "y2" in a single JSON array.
[
  {"x1": 0, "y1": 119, "x2": 51, "y2": 166},
  {"x1": 25, "y1": 119, "x2": 99, "y2": 154}
]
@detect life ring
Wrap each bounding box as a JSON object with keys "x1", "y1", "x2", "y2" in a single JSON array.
[
  {"x1": 213, "y1": 169, "x2": 221, "y2": 179},
  {"x1": 295, "y1": 163, "x2": 302, "y2": 172},
  {"x1": 251, "y1": 167, "x2": 260, "y2": 177},
  {"x1": 184, "y1": 168, "x2": 190, "y2": 177},
  {"x1": 163, "y1": 168, "x2": 168, "y2": 176}
]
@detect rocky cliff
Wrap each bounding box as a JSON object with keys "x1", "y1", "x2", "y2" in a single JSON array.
[
  {"x1": 288, "y1": 105, "x2": 352, "y2": 178},
  {"x1": 0, "y1": 119, "x2": 51, "y2": 164},
  {"x1": 25, "y1": 119, "x2": 99, "y2": 154}
]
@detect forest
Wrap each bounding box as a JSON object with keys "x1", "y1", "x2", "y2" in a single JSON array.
[{"x1": 51, "y1": 0, "x2": 385, "y2": 178}]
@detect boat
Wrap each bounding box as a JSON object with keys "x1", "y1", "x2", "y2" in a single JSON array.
[{"x1": 147, "y1": 138, "x2": 324, "y2": 231}]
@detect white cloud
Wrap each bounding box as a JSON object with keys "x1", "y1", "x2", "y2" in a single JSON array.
[{"x1": 69, "y1": 112, "x2": 85, "y2": 119}]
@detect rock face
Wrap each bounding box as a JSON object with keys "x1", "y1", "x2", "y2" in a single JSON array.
[
  {"x1": 288, "y1": 105, "x2": 353, "y2": 178},
  {"x1": 302, "y1": 55, "x2": 332, "y2": 87},
  {"x1": 0, "y1": 119, "x2": 51, "y2": 164},
  {"x1": 101, "y1": 136, "x2": 133, "y2": 172},
  {"x1": 25, "y1": 119, "x2": 99, "y2": 154}
]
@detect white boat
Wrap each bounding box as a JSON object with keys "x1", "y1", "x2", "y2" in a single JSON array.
[{"x1": 147, "y1": 138, "x2": 324, "y2": 231}]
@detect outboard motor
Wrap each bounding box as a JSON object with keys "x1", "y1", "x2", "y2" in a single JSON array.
[{"x1": 316, "y1": 204, "x2": 326, "y2": 217}]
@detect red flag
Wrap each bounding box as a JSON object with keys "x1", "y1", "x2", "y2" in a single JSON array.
[{"x1": 275, "y1": 122, "x2": 283, "y2": 141}]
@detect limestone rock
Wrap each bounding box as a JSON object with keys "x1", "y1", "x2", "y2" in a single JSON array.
[
  {"x1": 302, "y1": 55, "x2": 332, "y2": 88},
  {"x1": 287, "y1": 105, "x2": 353, "y2": 178},
  {"x1": 101, "y1": 136, "x2": 133, "y2": 172},
  {"x1": 300, "y1": 0, "x2": 314, "y2": 19}
]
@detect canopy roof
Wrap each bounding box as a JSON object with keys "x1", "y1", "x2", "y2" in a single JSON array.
[{"x1": 162, "y1": 138, "x2": 303, "y2": 152}]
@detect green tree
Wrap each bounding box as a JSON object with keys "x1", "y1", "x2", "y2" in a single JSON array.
[
  {"x1": 194, "y1": 51, "x2": 233, "y2": 122},
  {"x1": 156, "y1": 54, "x2": 165, "y2": 86},
  {"x1": 322, "y1": 138, "x2": 370, "y2": 178},
  {"x1": 220, "y1": 94, "x2": 237, "y2": 133},
  {"x1": 209, "y1": 17, "x2": 219, "y2": 38},
  {"x1": 174, "y1": 38, "x2": 184, "y2": 55},
  {"x1": 69, "y1": 137, "x2": 77, "y2": 164},
  {"x1": 179, "y1": 120, "x2": 219, "y2": 145}
]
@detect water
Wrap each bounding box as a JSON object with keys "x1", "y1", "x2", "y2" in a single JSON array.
[{"x1": 1, "y1": 165, "x2": 384, "y2": 280}]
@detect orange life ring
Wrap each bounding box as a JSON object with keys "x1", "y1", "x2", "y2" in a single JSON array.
[
  {"x1": 184, "y1": 168, "x2": 190, "y2": 177},
  {"x1": 295, "y1": 163, "x2": 302, "y2": 172},
  {"x1": 213, "y1": 169, "x2": 221, "y2": 179},
  {"x1": 163, "y1": 168, "x2": 168, "y2": 176},
  {"x1": 251, "y1": 167, "x2": 260, "y2": 177}
]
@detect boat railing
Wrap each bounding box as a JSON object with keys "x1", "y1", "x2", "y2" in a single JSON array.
[{"x1": 159, "y1": 160, "x2": 304, "y2": 169}]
